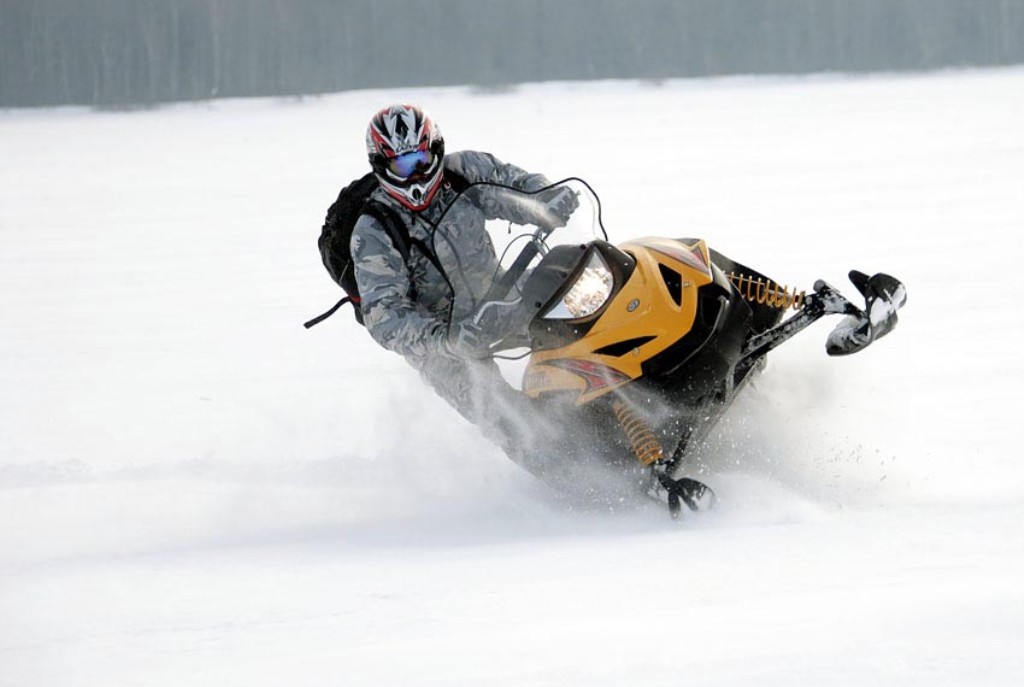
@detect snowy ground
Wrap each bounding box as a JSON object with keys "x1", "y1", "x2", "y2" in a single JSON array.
[{"x1": 2, "y1": 68, "x2": 1023, "y2": 685}]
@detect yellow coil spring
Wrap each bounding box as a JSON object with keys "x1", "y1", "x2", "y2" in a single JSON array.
[
  {"x1": 728, "y1": 271, "x2": 806, "y2": 311},
  {"x1": 612, "y1": 400, "x2": 664, "y2": 466}
]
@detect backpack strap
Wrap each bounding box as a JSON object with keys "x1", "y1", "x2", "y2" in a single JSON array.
[
  {"x1": 362, "y1": 201, "x2": 412, "y2": 266},
  {"x1": 446, "y1": 169, "x2": 470, "y2": 194},
  {"x1": 362, "y1": 200, "x2": 447, "y2": 303},
  {"x1": 303, "y1": 296, "x2": 353, "y2": 329}
]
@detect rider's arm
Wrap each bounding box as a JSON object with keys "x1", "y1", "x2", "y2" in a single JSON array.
[
  {"x1": 447, "y1": 150, "x2": 550, "y2": 193},
  {"x1": 351, "y1": 214, "x2": 449, "y2": 360},
  {"x1": 447, "y1": 150, "x2": 574, "y2": 228},
  {"x1": 446, "y1": 151, "x2": 552, "y2": 224}
]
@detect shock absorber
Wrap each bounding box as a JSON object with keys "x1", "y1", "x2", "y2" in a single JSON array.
[
  {"x1": 727, "y1": 271, "x2": 806, "y2": 310},
  {"x1": 612, "y1": 400, "x2": 664, "y2": 467},
  {"x1": 613, "y1": 399, "x2": 717, "y2": 515}
]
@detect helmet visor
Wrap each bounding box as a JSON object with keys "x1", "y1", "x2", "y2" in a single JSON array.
[{"x1": 387, "y1": 149, "x2": 435, "y2": 179}]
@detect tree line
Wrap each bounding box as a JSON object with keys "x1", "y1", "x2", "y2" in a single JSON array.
[{"x1": 2, "y1": 0, "x2": 1022, "y2": 108}]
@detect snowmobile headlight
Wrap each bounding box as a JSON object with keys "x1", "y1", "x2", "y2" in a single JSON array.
[{"x1": 544, "y1": 251, "x2": 613, "y2": 319}]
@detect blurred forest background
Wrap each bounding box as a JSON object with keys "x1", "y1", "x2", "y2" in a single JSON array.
[{"x1": 2, "y1": 0, "x2": 1023, "y2": 108}]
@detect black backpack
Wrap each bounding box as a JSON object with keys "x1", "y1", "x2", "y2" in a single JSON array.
[{"x1": 306, "y1": 171, "x2": 468, "y2": 328}]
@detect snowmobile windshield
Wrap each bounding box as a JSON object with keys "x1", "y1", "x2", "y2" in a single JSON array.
[{"x1": 428, "y1": 178, "x2": 606, "y2": 325}]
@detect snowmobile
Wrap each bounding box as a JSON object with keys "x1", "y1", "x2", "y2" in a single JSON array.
[{"x1": 432, "y1": 178, "x2": 906, "y2": 516}]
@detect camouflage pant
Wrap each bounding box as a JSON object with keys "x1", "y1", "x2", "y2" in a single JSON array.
[
  {"x1": 414, "y1": 354, "x2": 566, "y2": 477},
  {"x1": 415, "y1": 354, "x2": 658, "y2": 505}
]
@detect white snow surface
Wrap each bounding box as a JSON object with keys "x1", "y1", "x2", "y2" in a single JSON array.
[{"x1": 2, "y1": 69, "x2": 1023, "y2": 685}]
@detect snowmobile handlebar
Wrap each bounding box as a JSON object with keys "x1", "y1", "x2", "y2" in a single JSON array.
[{"x1": 484, "y1": 223, "x2": 555, "y2": 304}]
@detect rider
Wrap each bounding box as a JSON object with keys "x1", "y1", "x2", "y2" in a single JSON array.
[{"x1": 350, "y1": 104, "x2": 577, "y2": 469}]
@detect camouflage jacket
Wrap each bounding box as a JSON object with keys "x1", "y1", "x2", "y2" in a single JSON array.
[{"x1": 351, "y1": 150, "x2": 551, "y2": 363}]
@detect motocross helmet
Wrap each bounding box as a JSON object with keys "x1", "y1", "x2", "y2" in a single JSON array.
[{"x1": 365, "y1": 104, "x2": 445, "y2": 211}]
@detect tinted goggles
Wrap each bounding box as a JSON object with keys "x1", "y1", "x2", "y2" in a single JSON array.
[{"x1": 387, "y1": 149, "x2": 434, "y2": 178}]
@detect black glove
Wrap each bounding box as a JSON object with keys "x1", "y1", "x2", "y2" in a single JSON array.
[
  {"x1": 446, "y1": 299, "x2": 531, "y2": 358},
  {"x1": 536, "y1": 186, "x2": 579, "y2": 228}
]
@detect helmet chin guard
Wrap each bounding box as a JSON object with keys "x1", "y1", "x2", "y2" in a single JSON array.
[{"x1": 366, "y1": 104, "x2": 445, "y2": 211}]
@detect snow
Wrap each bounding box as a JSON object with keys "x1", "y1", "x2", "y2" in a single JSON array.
[{"x1": 2, "y1": 68, "x2": 1023, "y2": 685}]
